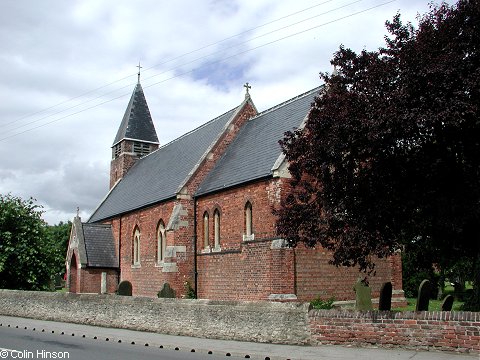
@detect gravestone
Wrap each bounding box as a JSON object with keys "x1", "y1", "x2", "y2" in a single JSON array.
[
  {"x1": 441, "y1": 294, "x2": 454, "y2": 311},
  {"x1": 378, "y1": 281, "x2": 392, "y2": 311},
  {"x1": 416, "y1": 279, "x2": 431, "y2": 311},
  {"x1": 158, "y1": 282, "x2": 176, "y2": 298},
  {"x1": 354, "y1": 278, "x2": 373, "y2": 311},
  {"x1": 117, "y1": 280, "x2": 132, "y2": 296}
]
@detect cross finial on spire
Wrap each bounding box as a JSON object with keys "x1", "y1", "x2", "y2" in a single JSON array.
[
  {"x1": 244, "y1": 82, "x2": 251, "y2": 98},
  {"x1": 76, "y1": 207, "x2": 80, "y2": 217},
  {"x1": 136, "y1": 61, "x2": 142, "y2": 83}
]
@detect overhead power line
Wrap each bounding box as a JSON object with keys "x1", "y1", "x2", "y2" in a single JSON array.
[
  {"x1": 0, "y1": 0, "x2": 365, "y2": 136},
  {"x1": 0, "y1": 0, "x2": 339, "y2": 131},
  {"x1": 0, "y1": 0, "x2": 396, "y2": 142}
]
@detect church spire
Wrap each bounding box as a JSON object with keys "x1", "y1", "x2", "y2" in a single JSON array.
[
  {"x1": 112, "y1": 81, "x2": 159, "y2": 147},
  {"x1": 110, "y1": 67, "x2": 159, "y2": 188}
]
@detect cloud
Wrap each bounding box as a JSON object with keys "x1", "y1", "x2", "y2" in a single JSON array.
[{"x1": 0, "y1": 0, "x2": 455, "y2": 224}]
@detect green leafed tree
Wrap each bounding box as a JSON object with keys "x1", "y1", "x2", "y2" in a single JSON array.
[
  {"x1": 0, "y1": 194, "x2": 58, "y2": 290},
  {"x1": 276, "y1": 0, "x2": 480, "y2": 310},
  {"x1": 45, "y1": 220, "x2": 72, "y2": 282}
]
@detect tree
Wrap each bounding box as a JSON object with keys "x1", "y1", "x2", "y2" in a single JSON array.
[
  {"x1": 276, "y1": 0, "x2": 480, "y2": 309},
  {"x1": 45, "y1": 221, "x2": 72, "y2": 281},
  {"x1": 0, "y1": 194, "x2": 58, "y2": 290}
]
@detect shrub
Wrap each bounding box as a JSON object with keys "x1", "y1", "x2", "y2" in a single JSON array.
[
  {"x1": 310, "y1": 297, "x2": 335, "y2": 309},
  {"x1": 184, "y1": 281, "x2": 196, "y2": 299},
  {"x1": 117, "y1": 280, "x2": 132, "y2": 296}
]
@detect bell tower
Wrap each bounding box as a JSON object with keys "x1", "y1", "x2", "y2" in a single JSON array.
[{"x1": 110, "y1": 65, "x2": 159, "y2": 188}]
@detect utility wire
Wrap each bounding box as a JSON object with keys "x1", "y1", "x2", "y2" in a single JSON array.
[
  {"x1": 1, "y1": 0, "x2": 366, "y2": 137},
  {"x1": 0, "y1": 0, "x2": 339, "y2": 130},
  {"x1": 0, "y1": 0, "x2": 396, "y2": 142}
]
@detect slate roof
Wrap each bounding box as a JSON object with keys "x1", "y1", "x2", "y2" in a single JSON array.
[
  {"x1": 196, "y1": 87, "x2": 321, "y2": 196},
  {"x1": 89, "y1": 106, "x2": 242, "y2": 223},
  {"x1": 112, "y1": 82, "x2": 159, "y2": 146},
  {"x1": 83, "y1": 223, "x2": 118, "y2": 268}
]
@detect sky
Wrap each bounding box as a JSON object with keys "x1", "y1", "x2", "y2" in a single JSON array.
[{"x1": 0, "y1": 0, "x2": 455, "y2": 225}]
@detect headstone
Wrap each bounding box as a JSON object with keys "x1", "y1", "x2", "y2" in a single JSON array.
[
  {"x1": 354, "y1": 277, "x2": 373, "y2": 311},
  {"x1": 441, "y1": 294, "x2": 454, "y2": 311},
  {"x1": 117, "y1": 280, "x2": 132, "y2": 296},
  {"x1": 158, "y1": 282, "x2": 176, "y2": 298},
  {"x1": 378, "y1": 282, "x2": 392, "y2": 311},
  {"x1": 416, "y1": 279, "x2": 431, "y2": 311}
]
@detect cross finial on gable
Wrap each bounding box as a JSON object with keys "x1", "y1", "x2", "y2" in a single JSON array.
[
  {"x1": 244, "y1": 82, "x2": 251, "y2": 98},
  {"x1": 137, "y1": 61, "x2": 142, "y2": 83}
]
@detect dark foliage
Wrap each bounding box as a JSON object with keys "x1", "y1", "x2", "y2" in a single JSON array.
[
  {"x1": 117, "y1": 280, "x2": 133, "y2": 296},
  {"x1": 276, "y1": 0, "x2": 480, "y2": 310}
]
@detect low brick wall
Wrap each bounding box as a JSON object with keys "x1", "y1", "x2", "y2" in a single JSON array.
[
  {"x1": 309, "y1": 309, "x2": 480, "y2": 353},
  {"x1": 0, "y1": 290, "x2": 310, "y2": 345}
]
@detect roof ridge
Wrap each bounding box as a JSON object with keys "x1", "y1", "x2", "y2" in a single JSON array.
[
  {"x1": 84, "y1": 223, "x2": 111, "y2": 228},
  {"x1": 250, "y1": 86, "x2": 322, "y2": 121},
  {"x1": 154, "y1": 104, "x2": 240, "y2": 151}
]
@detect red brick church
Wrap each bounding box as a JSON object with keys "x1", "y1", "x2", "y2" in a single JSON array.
[{"x1": 66, "y1": 78, "x2": 404, "y2": 304}]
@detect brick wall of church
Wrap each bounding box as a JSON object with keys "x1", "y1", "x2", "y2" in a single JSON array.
[
  {"x1": 294, "y1": 245, "x2": 404, "y2": 302},
  {"x1": 197, "y1": 240, "x2": 296, "y2": 300},
  {"x1": 105, "y1": 200, "x2": 195, "y2": 298},
  {"x1": 79, "y1": 268, "x2": 118, "y2": 294},
  {"x1": 196, "y1": 178, "x2": 296, "y2": 300}
]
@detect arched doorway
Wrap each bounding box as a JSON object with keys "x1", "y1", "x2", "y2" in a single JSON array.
[{"x1": 69, "y1": 253, "x2": 78, "y2": 293}]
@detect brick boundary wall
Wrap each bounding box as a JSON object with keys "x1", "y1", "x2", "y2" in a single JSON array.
[
  {"x1": 309, "y1": 309, "x2": 480, "y2": 354},
  {"x1": 0, "y1": 290, "x2": 310, "y2": 345}
]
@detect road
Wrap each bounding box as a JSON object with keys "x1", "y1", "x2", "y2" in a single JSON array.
[
  {"x1": 0, "y1": 316, "x2": 476, "y2": 360},
  {"x1": 0, "y1": 325, "x2": 244, "y2": 360}
]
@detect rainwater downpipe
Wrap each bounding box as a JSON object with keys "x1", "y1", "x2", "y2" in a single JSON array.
[
  {"x1": 193, "y1": 195, "x2": 198, "y2": 297},
  {"x1": 118, "y1": 216, "x2": 122, "y2": 285}
]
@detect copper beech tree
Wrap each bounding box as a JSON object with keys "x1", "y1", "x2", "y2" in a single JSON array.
[{"x1": 276, "y1": 0, "x2": 479, "y2": 309}]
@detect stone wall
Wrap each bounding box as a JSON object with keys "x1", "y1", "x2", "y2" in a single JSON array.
[
  {"x1": 0, "y1": 290, "x2": 310, "y2": 345},
  {"x1": 309, "y1": 309, "x2": 480, "y2": 353}
]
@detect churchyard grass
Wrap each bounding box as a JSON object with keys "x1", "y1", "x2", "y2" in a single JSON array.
[
  {"x1": 392, "y1": 281, "x2": 471, "y2": 311},
  {"x1": 393, "y1": 298, "x2": 464, "y2": 311}
]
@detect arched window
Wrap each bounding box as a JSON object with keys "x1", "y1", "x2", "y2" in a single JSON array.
[
  {"x1": 133, "y1": 227, "x2": 140, "y2": 265},
  {"x1": 214, "y1": 209, "x2": 220, "y2": 249},
  {"x1": 157, "y1": 221, "x2": 166, "y2": 263},
  {"x1": 245, "y1": 201, "x2": 253, "y2": 237},
  {"x1": 203, "y1": 212, "x2": 209, "y2": 248}
]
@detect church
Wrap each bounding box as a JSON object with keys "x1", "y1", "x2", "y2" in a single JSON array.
[{"x1": 65, "y1": 77, "x2": 404, "y2": 304}]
